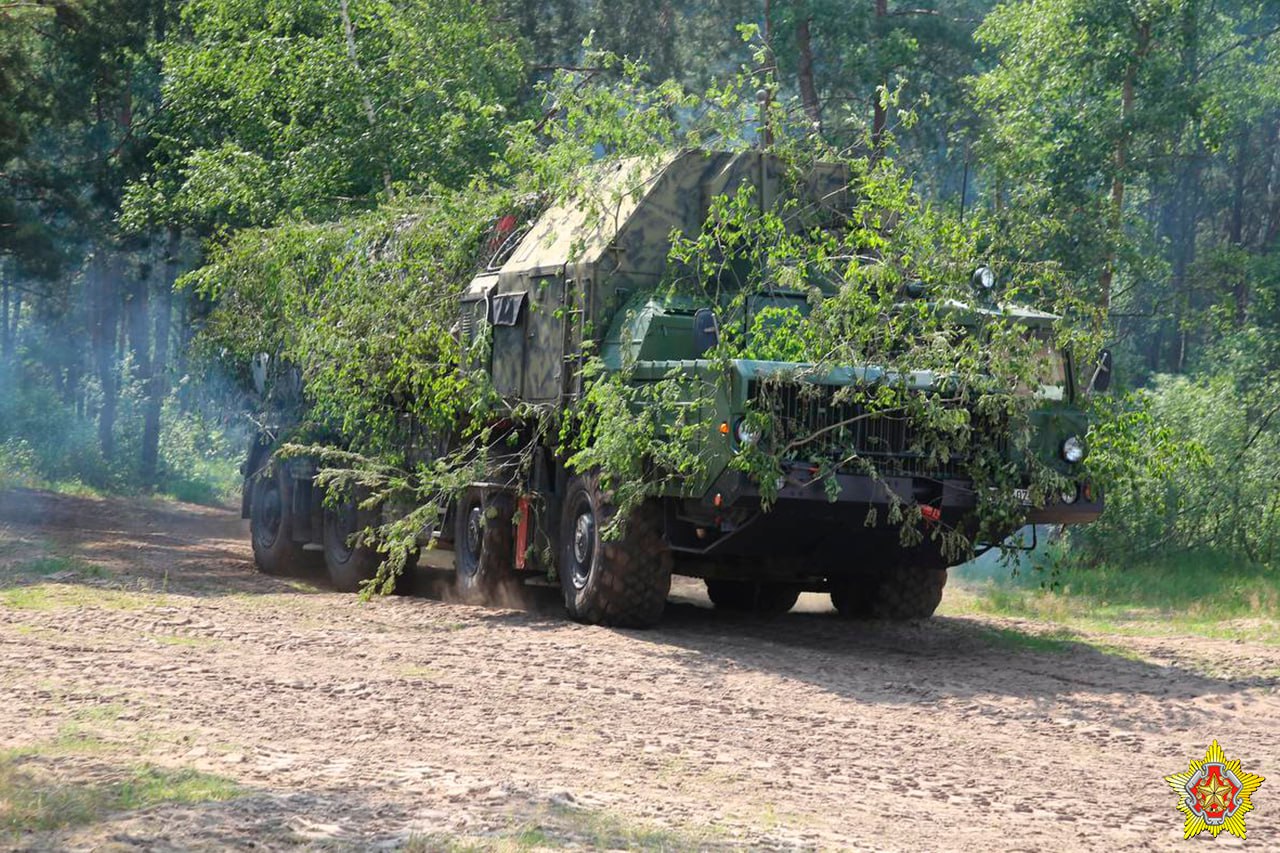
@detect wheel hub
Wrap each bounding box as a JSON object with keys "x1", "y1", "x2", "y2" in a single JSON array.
[
  {"x1": 464, "y1": 505, "x2": 484, "y2": 566},
  {"x1": 571, "y1": 510, "x2": 595, "y2": 588},
  {"x1": 331, "y1": 501, "x2": 358, "y2": 561},
  {"x1": 256, "y1": 482, "x2": 282, "y2": 547}
]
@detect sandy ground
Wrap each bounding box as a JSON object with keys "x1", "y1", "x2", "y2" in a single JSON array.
[{"x1": 0, "y1": 489, "x2": 1277, "y2": 851}]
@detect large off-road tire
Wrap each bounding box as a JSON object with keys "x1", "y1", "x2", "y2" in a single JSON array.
[
  {"x1": 454, "y1": 488, "x2": 515, "y2": 602},
  {"x1": 705, "y1": 579, "x2": 800, "y2": 616},
  {"x1": 323, "y1": 494, "x2": 384, "y2": 592},
  {"x1": 830, "y1": 560, "x2": 947, "y2": 621},
  {"x1": 558, "y1": 473, "x2": 672, "y2": 628},
  {"x1": 250, "y1": 467, "x2": 319, "y2": 576}
]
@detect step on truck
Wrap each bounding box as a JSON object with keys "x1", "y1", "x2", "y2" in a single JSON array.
[{"x1": 241, "y1": 150, "x2": 1106, "y2": 627}]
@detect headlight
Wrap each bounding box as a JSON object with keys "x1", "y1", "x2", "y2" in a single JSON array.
[
  {"x1": 735, "y1": 418, "x2": 761, "y2": 447},
  {"x1": 1061, "y1": 435, "x2": 1086, "y2": 463},
  {"x1": 972, "y1": 265, "x2": 996, "y2": 291}
]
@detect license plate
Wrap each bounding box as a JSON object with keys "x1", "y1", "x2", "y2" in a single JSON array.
[{"x1": 1013, "y1": 488, "x2": 1032, "y2": 506}]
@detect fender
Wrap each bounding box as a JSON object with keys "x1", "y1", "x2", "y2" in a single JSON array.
[{"x1": 240, "y1": 435, "x2": 274, "y2": 519}]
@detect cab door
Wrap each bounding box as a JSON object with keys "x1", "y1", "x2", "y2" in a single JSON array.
[
  {"x1": 488, "y1": 274, "x2": 566, "y2": 404},
  {"x1": 522, "y1": 274, "x2": 566, "y2": 403}
]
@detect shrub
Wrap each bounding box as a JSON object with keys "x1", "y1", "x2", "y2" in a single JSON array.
[{"x1": 1072, "y1": 367, "x2": 1280, "y2": 566}]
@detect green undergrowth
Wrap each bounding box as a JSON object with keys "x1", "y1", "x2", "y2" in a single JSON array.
[
  {"x1": 0, "y1": 408, "x2": 242, "y2": 508},
  {"x1": 948, "y1": 549, "x2": 1280, "y2": 644},
  {"x1": 0, "y1": 752, "x2": 241, "y2": 835},
  {"x1": 0, "y1": 468, "x2": 234, "y2": 509}
]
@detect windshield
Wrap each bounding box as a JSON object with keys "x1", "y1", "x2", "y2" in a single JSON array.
[{"x1": 1021, "y1": 330, "x2": 1069, "y2": 400}]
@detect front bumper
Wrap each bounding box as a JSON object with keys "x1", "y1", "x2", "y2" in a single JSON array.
[
  {"x1": 717, "y1": 462, "x2": 1102, "y2": 519},
  {"x1": 1026, "y1": 497, "x2": 1104, "y2": 525},
  {"x1": 670, "y1": 463, "x2": 1103, "y2": 557}
]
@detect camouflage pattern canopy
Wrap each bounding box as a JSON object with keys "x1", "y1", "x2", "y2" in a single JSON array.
[{"x1": 459, "y1": 150, "x2": 848, "y2": 406}]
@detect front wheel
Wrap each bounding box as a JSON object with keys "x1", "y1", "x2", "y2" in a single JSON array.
[
  {"x1": 558, "y1": 473, "x2": 671, "y2": 628},
  {"x1": 830, "y1": 560, "x2": 947, "y2": 621}
]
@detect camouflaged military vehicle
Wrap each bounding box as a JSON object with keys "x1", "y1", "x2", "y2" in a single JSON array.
[{"x1": 242, "y1": 150, "x2": 1105, "y2": 627}]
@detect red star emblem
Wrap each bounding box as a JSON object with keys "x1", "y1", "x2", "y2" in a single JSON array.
[{"x1": 1190, "y1": 764, "x2": 1240, "y2": 820}]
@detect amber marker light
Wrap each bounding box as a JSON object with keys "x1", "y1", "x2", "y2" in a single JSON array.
[{"x1": 719, "y1": 421, "x2": 730, "y2": 435}]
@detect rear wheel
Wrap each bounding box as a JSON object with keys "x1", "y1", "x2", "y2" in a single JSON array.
[
  {"x1": 558, "y1": 473, "x2": 671, "y2": 628},
  {"x1": 705, "y1": 579, "x2": 800, "y2": 615},
  {"x1": 323, "y1": 493, "x2": 421, "y2": 593},
  {"x1": 830, "y1": 558, "x2": 947, "y2": 621},
  {"x1": 250, "y1": 467, "x2": 318, "y2": 576},
  {"x1": 454, "y1": 488, "x2": 515, "y2": 602}
]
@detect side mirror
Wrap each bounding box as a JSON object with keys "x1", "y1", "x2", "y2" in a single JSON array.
[
  {"x1": 693, "y1": 308, "x2": 720, "y2": 357},
  {"x1": 251, "y1": 352, "x2": 269, "y2": 395},
  {"x1": 1089, "y1": 348, "x2": 1113, "y2": 393}
]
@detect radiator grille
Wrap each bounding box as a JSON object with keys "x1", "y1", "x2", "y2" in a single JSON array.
[{"x1": 747, "y1": 380, "x2": 1005, "y2": 478}]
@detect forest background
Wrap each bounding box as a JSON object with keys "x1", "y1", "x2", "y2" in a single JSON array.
[{"x1": 3, "y1": 0, "x2": 1279, "y2": 579}]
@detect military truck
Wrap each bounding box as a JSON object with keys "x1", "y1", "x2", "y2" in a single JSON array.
[{"x1": 241, "y1": 150, "x2": 1105, "y2": 627}]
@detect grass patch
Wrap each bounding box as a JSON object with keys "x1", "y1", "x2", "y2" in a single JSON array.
[
  {"x1": 402, "y1": 801, "x2": 716, "y2": 851},
  {"x1": 948, "y1": 549, "x2": 1280, "y2": 644},
  {"x1": 152, "y1": 634, "x2": 220, "y2": 648},
  {"x1": 1, "y1": 583, "x2": 165, "y2": 612},
  {"x1": 8, "y1": 554, "x2": 105, "y2": 580},
  {"x1": 162, "y1": 476, "x2": 227, "y2": 507},
  {"x1": 43, "y1": 479, "x2": 110, "y2": 500},
  {"x1": 976, "y1": 625, "x2": 1080, "y2": 654},
  {"x1": 2, "y1": 730, "x2": 112, "y2": 762},
  {"x1": 0, "y1": 757, "x2": 241, "y2": 835},
  {"x1": 10, "y1": 625, "x2": 61, "y2": 640},
  {"x1": 71, "y1": 704, "x2": 126, "y2": 724}
]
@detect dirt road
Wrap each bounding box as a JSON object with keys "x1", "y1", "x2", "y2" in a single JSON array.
[{"x1": 0, "y1": 489, "x2": 1277, "y2": 851}]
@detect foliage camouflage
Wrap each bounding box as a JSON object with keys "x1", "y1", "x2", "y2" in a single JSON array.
[
  {"x1": 192, "y1": 52, "x2": 1103, "y2": 600},
  {"x1": 3, "y1": 1, "x2": 1280, "y2": 580}
]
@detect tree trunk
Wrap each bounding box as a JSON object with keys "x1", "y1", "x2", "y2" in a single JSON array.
[
  {"x1": 140, "y1": 228, "x2": 178, "y2": 488},
  {"x1": 60, "y1": 310, "x2": 81, "y2": 412},
  {"x1": 92, "y1": 252, "x2": 121, "y2": 462},
  {"x1": 1264, "y1": 117, "x2": 1280, "y2": 249},
  {"x1": 1231, "y1": 124, "x2": 1250, "y2": 327},
  {"x1": 1099, "y1": 22, "x2": 1149, "y2": 315},
  {"x1": 1098, "y1": 69, "x2": 1135, "y2": 314},
  {"x1": 757, "y1": 0, "x2": 774, "y2": 149},
  {"x1": 1148, "y1": 322, "x2": 1165, "y2": 374},
  {"x1": 339, "y1": 0, "x2": 393, "y2": 197},
  {"x1": 127, "y1": 272, "x2": 151, "y2": 379},
  {"x1": 870, "y1": 0, "x2": 888, "y2": 156},
  {"x1": 795, "y1": 14, "x2": 822, "y2": 133},
  {"x1": 1, "y1": 280, "x2": 9, "y2": 361},
  {"x1": 1170, "y1": 146, "x2": 1203, "y2": 373},
  {"x1": 127, "y1": 262, "x2": 153, "y2": 486},
  {"x1": 1151, "y1": 171, "x2": 1175, "y2": 372}
]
